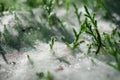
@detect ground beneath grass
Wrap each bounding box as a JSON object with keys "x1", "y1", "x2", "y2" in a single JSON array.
[{"x1": 0, "y1": 42, "x2": 120, "y2": 80}]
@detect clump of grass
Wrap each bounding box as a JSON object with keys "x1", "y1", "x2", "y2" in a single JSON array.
[
  {"x1": 102, "y1": 28, "x2": 120, "y2": 71},
  {"x1": 84, "y1": 6, "x2": 102, "y2": 54},
  {"x1": 63, "y1": 3, "x2": 85, "y2": 49},
  {"x1": 41, "y1": 0, "x2": 57, "y2": 26},
  {"x1": 63, "y1": 27, "x2": 85, "y2": 50},
  {"x1": 41, "y1": 0, "x2": 74, "y2": 43},
  {"x1": 83, "y1": 6, "x2": 120, "y2": 71},
  {"x1": 41, "y1": 0, "x2": 64, "y2": 27}
]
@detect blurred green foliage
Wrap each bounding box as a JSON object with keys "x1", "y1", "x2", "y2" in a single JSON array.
[{"x1": 102, "y1": 28, "x2": 120, "y2": 71}]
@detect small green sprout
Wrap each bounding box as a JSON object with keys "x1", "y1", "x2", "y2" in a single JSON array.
[
  {"x1": 84, "y1": 6, "x2": 102, "y2": 54},
  {"x1": 66, "y1": 24, "x2": 85, "y2": 49},
  {"x1": 46, "y1": 71, "x2": 51, "y2": 80},
  {"x1": 62, "y1": 21, "x2": 85, "y2": 50},
  {"x1": 0, "y1": 46, "x2": 8, "y2": 64},
  {"x1": 36, "y1": 71, "x2": 52, "y2": 80},
  {"x1": 63, "y1": 24, "x2": 85, "y2": 49},
  {"x1": 27, "y1": 55, "x2": 34, "y2": 66},
  {"x1": 36, "y1": 72, "x2": 44, "y2": 79},
  {"x1": 87, "y1": 43, "x2": 92, "y2": 54},
  {"x1": 49, "y1": 36, "x2": 55, "y2": 50}
]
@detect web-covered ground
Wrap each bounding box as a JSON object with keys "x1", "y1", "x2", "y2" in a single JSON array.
[{"x1": 0, "y1": 7, "x2": 120, "y2": 80}]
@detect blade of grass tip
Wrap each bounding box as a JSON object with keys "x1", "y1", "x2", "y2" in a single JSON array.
[
  {"x1": 118, "y1": 32, "x2": 120, "y2": 37},
  {"x1": 49, "y1": 36, "x2": 55, "y2": 50},
  {"x1": 84, "y1": 6, "x2": 96, "y2": 26},
  {"x1": 84, "y1": 5, "x2": 90, "y2": 16},
  {"x1": 0, "y1": 37, "x2": 8, "y2": 63},
  {"x1": 46, "y1": 71, "x2": 51, "y2": 80},
  {"x1": 72, "y1": 3, "x2": 78, "y2": 15},
  {"x1": 73, "y1": 28, "x2": 78, "y2": 38},
  {"x1": 73, "y1": 28, "x2": 80, "y2": 43},
  {"x1": 0, "y1": 51, "x2": 8, "y2": 64},
  {"x1": 87, "y1": 44, "x2": 92, "y2": 54},
  {"x1": 65, "y1": 0, "x2": 69, "y2": 10},
  {"x1": 72, "y1": 3, "x2": 76, "y2": 10},
  {"x1": 73, "y1": 3, "x2": 79, "y2": 20},
  {"x1": 72, "y1": 3, "x2": 82, "y2": 25}
]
